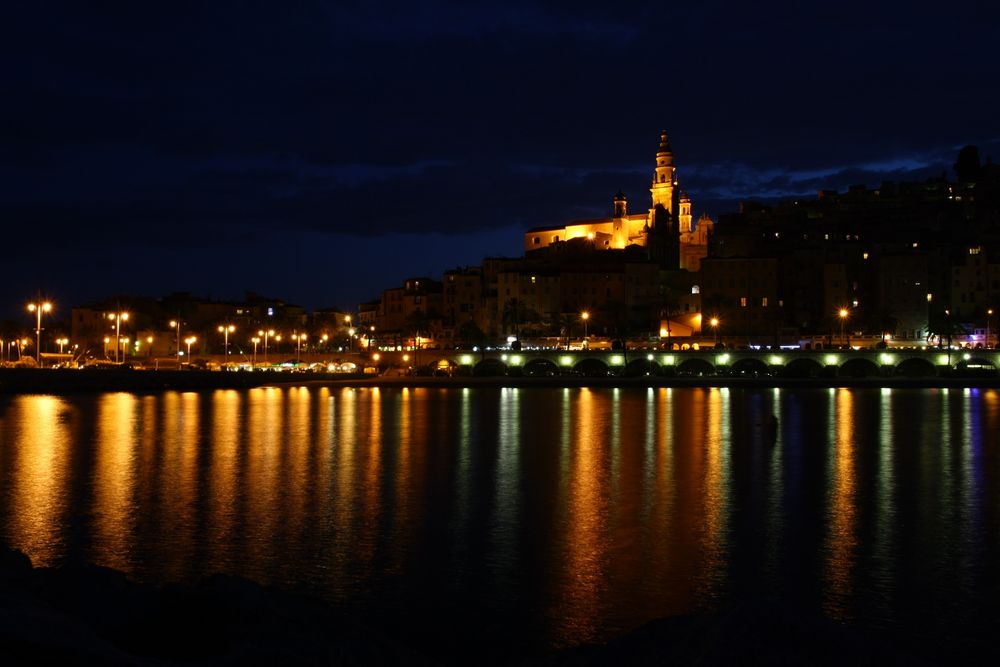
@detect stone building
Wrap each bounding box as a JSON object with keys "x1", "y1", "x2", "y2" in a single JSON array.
[{"x1": 524, "y1": 131, "x2": 713, "y2": 270}]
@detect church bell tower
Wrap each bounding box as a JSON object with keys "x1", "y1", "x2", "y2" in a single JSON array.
[{"x1": 650, "y1": 130, "x2": 675, "y2": 214}]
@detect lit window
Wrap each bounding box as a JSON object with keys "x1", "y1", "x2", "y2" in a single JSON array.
[
  {"x1": 740, "y1": 297, "x2": 747, "y2": 307},
  {"x1": 863, "y1": 252, "x2": 869, "y2": 260},
  {"x1": 691, "y1": 285, "x2": 700, "y2": 294},
  {"x1": 970, "y1": 247, "x2": 982, "y2": 255},
  {"x1": 761, "y1": 297, "x2": 768, "y2": 307},
  {"x1": 912, "y1": 242, "x2": 919, "y2": 248}
]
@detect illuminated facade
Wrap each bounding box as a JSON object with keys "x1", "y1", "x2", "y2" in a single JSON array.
[{"x1": 524, "y1": 131, "x2": 713, "y2": 271}]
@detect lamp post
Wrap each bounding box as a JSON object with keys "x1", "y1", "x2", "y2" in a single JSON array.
[
  {"x1": 185, "y1": 336, "x2": 197, "y2": 359},
  {"x1": 838, "y1": 308, "x2": 848, "y2": 348},
  {"x1": 169, "y1": 320, "x2": 182, "y2": 367},
  {"x1": 290, "y1": 332, "x2": 306, "y2": 363},
  {"x1": 348, "y1": 328, "x2": 355, "y2": 352},
  {"x1": 581, "y1": 310, "x2": 590, "y2": 343},
  {"x1": 945, "y1": 309, "x2": 952, "y2": 366},
  {"x1": 27, "y1": 301, "x2": 52, "y2": 367},
  {"x1": 56, "y1": 337, "x2": 69, "y2": 354},
  {"x1": 988, "y1": 308, "x2": 994, "y2": 349},
  {"x1": 218, "y1": 324, "x2": 235, "y2": 362},
  {"x1": 120, "y1": 337, "x2": 130, "y2": 361},
  {"x1": 106, "y1": 312, "x2": 129, "y2": 363},
  {"x1": 710, "y1": 317, "x2": 720, "y2": 346},
  {"x1": 251, "y1": 336, "x2": 260, "y2": 367},
  {"x1": 258, "y1": 329, "x2": 275, "y2": 366}
]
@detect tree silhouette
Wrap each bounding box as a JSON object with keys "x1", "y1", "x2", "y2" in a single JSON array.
[{"x1": 955, "y1": 145, "x2": 982, "y2": 183}]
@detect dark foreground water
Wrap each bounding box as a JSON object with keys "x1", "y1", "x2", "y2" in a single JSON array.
[{"x1": 0, "y1": 386, "x2": 997, "y2": 659}]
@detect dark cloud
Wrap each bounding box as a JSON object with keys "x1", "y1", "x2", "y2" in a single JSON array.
[{"x1": 3, "y1": 0, "x2": 999, "y2": 314}]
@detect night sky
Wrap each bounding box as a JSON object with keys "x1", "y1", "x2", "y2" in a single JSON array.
[{"x1": 5, "y1": 1, "x2": 1000, "y2": 319}]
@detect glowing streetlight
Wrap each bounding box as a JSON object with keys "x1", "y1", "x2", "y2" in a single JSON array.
[
  {"x1": 581, "y1": 311, "x2": 590, "y2": 340},
  {"x1": 348, "y1": 327, "x2": 356, "y2": 352},
  {"x1": 56, "y1": 337, "x2": 69, "y2": 354},
  {"x1": 120, "y1": 337, "x2": 130, "y2": 360},
  {"x1": 988, "y1": 308, "x2": 994, "y2": 349},
  {"x1": 251, "y1": 336, "x2": 261, "y2": 367},
  {"x1": 106, "y1": 311, "x2": 129, "y2": 363},
  {"x1": 838, "y1": 308, "x2": 848, "y2": 347},
  {"x1": 710, "y1": 317, "x2": 720, "y2": 346},
  {"x1": 258, "y1": 329, "x2": 275, "y2": 366},
  {"x1": 184, "y1": 336, "x2": 197, "y2": 359},
  {"x1": 27, "y1": 301, "x2": 52, "y2": 367},
  {"x1": 291, "y1": 332, "x2": 307, "y2": 363},
  {"x1": 217, "y1": 324, "x2": 236, "y2": 360},
  {"x1": 169, "y1": 320, "x2": 183, "y2": 367}
]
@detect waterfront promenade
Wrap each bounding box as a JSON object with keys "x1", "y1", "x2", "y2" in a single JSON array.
[{"x1": 2, "y1": 366, "x2": 999, "y2": 395}]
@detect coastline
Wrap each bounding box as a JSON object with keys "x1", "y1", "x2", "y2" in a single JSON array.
[
  {"x1": 2, "y1": 367, "x2": 999, "y2": 395},
  {"x1": 0, "y1": 548, "x2": 973, "y2": 666}
]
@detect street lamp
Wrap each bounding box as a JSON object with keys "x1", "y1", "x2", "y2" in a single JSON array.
[
  {"x1": 348, "y1": 328, "x2": 356, "y2": 352},
  {"x1": 258, "y1": 329, "x2": 275, "y2": 366},
  {"x1": 838, "y1": 308, "x2": 848, "y2": 348},
  {"x1": 169, "y1": 320, "x2": 182, "y2": 367},
  {"x1": 988, "y1": 308, "x2": 994, "y2": 349},
  {"x1": 106, "y1": 312, "x2": 129, "y2": 363},
  {"x1": 56, "y1": 337, "x2": 69, "y2": 354},
  {"x1": 120, "y1": 337, "x2": 130, "y2": 361},
  {"x1": 291, "y1": 332, "x2": 307, "y2": 363},
  {"x1": 27, "y1": 301, "x2": 52, "y2": 368},
  {"x1": 945, "y1": 309, "x2": 952, "y2": 366},
  {"x1": 217, "y1": 324, "x2": 236, "y2": 361},
  {"x1": 581, "y1": 311, "x2": 590, "y2": 340},
  {"x1": 710, "y1": 317, "x2": 720, "y2": 346},
  {"x1": 184, "y1": 336, "x2": 197, "y2": 359},
  {"x1": 251, "y1": 336, "x2": 260, "y2": 367}
]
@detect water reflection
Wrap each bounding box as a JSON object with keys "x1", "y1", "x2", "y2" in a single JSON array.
[
  {"x1": 5, "y1": 396, "x2": 71, "y2": 563},
  {"x1": 0, "y1": 386, "x2": 997, "y2": 655},
  {"x1": 94, "y1": 393, "x2": 139, "y2": 572},
  {"x1": 823, "y1": 388, "x2": 857, "y2": 619}
]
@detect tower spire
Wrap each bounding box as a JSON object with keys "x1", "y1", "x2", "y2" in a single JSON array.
[
  {"x1": 657, "y1": 130, "x2": 673, "y2": 165},
  {"x1": 650, "y1": 129, "x2": 676, "y2": 212}
]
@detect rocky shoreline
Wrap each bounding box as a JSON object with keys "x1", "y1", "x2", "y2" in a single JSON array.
[{"x1": 1, "y1": 548, "x2": 983, "y2": 665}]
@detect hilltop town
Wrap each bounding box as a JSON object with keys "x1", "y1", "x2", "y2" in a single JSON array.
[{"x1": 4, "y1": 133, "x2": 999, "y2": 364}]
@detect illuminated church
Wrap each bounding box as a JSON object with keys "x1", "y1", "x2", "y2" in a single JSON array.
[{"x1": 524, "y1": 131, "x2": 713, "y2": 271}]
